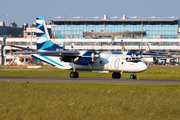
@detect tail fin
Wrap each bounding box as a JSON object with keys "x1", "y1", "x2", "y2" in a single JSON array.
[
  {"x1": 36, "y1": 16, "x2": 64, "y2": 51},
  {"x1": 121, "y1": 40, "x2": 125, "y2": 52}
]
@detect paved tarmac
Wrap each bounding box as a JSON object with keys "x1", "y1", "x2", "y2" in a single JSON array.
[{"x1": 0, "y1": 77, "x2": 180, "y2": 85}]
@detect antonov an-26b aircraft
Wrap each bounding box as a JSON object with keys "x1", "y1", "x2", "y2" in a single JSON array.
[{"x1": 10, "y1": 16, "x2": 147, "y2": 79}]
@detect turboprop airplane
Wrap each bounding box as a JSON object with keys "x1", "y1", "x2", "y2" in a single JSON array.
[
  {"x1": 121, "y1": 42, "x2": 171, "y2": 64},
  {"x1": 9, "y1": 16, "x2": 147, "y2": 79}
]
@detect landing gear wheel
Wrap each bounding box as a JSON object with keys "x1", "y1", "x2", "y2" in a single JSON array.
[
  {"x1": 70, "y1": 72, "x2": 79, "y2": 78},
  {"x1": 75, "y1": 72, "x2": 79, "y2": 78},
  {"x1": 112, "y1": 72, "x2": 121, "y2": 79},
  {"x1": 70, "y1": 72, "x2": 76, "y2": 78},
  {"x1": 130, "y1": 74, "x2": 136, "y2": 79}
]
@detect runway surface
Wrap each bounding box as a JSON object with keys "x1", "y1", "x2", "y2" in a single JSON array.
[{"x1": 0, "y1": 77, "x2": 180, "y2": 85}]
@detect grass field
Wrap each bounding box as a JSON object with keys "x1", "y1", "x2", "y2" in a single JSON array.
[
  {"x1": 0, "y1": 65, "x2": 180, "y2": 79},
  {"x1": 1, "y1": 66, "x2": 180, "y2": 119},
  {"x1": 0, "y1": 83, "x2": 180, "y2": 120}
]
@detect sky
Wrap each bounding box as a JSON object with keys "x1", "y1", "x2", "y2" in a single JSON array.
[{"x1": 0, "y1": 0, "x2": 180, "y2": 27}]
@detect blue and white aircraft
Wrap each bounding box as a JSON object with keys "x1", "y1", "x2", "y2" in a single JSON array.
[{"x1": 10, "y1": 16, "x2": 147, "y2": 79}]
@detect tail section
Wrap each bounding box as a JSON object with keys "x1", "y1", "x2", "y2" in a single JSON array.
[{"x1": 36, "y1": 16, "x2": 65, "y2": 51}]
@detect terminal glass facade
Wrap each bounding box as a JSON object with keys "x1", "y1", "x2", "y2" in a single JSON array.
[{"x1": 51, "y1": 20, "x2": 179, "y2": 39}]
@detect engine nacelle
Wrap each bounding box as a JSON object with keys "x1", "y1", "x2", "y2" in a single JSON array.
[{"x1": 75, "y1": 51, "x2": 100, "y2": 65}]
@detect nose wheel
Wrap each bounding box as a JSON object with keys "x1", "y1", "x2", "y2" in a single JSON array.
[
  {"x1": 112, "y1": 72, "x2": 121, "y2": 79},
  {"x1": 130, "y1": 73, "x2": 136, "y2": 79}
]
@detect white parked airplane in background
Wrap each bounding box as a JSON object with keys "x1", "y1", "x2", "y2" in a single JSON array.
[
  {"x1": 121, "y1": 42, "x2": 171, "y2": 64},
  {"x1": 9, "y1": 16, "x2": 147, "y2": 79}
]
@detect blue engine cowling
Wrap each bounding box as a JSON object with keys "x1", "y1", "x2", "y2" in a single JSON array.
[{"x1": 76, "y1": 51, "x2": 99, "y2": 65}]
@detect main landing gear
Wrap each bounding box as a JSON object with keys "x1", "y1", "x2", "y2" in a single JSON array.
[
  {"x1": 112, "y1": 72, "x2": 137, "y2": 79},
  {"x1": 70, "y1": 71, "x2": 79, "y2": 78},
  {"x1": 70, "y1": 63, "x2": 79, "y2": 78},
  {"x1": 130, "y1": 73, "x2": 136, "y2": 79},
  {"x1": 112, "y1": 72, "x2": 121, "y2": 79}
]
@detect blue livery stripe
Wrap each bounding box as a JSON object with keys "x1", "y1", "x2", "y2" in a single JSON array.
[
  {"x1": 37, "y1": 34, "x2": 46, "y2": 41},
  {"x1": 82, "y1": 51, "x2": 93, "y2": 56},
  {"x1": 36, "y1": 16, "x2": 44, "y2": 20},
  {"x1": 37, "y1": 41, "x2": 46, "y2": 49},
  {"x1": 36, "y1": 23, "x2": 40, "y2": 27},
  {"x1": 41, "y1": 56, "x2": 64, "y2": 67},
  {"x1": 36, "y1": 33, "x2": 45, "y2": 37},
  {"x1": 39, "y1": 25, "x2": 45, "y2": 32},
  {"x1": 77, "y1": 57, "x2": 92, "y2": 65},
  {"x1": 36, "y1": 23, "x2": 44, "y2": 29},
  {"x1": 32, "y1": 55, "x2": 55, "y2": 66},
  {"x1": 39, "y1": 41, "x2": 54, "y2": 50}
]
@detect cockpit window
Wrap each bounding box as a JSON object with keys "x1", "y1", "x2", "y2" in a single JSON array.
[{"x1": 126, "y1": 57, "x2": 141, "y2": 63}]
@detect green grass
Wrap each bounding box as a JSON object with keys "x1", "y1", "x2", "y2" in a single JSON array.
[
  {"x1": 0, "y1": 83, "x2": 180, "y2": 120},
  {"x1": 0, "y1": 65, "x2": 180, "y2": 79}
]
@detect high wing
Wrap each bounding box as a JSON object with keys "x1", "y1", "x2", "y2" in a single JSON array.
[
  {"x1": 13, "y1": 50, "x2": 80, "y2": 57},
  {"x1": 9, "y1": 44, "x2": 80, "y2": 56}
]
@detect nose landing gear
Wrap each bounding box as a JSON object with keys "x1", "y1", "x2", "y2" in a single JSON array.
[{"x1": 130, "y1": 73, "x2": 136, "y2": 79}]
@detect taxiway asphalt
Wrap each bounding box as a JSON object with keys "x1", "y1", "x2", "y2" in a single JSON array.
[{"x1": 0, "y1": 77, "x2": 180, "y2": 85}]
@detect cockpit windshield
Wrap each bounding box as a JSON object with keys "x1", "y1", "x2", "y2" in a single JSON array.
[{"x1": 126, "y1": 57, "x2": 141, "y2": 63}]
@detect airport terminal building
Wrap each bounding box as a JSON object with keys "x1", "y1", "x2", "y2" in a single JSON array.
[
  {"x1": 0, "y1": 15, "x2": 180, "y2": 65},
  {"x1": 50, "y1": 15, "x2": 180, "y2": 39}
]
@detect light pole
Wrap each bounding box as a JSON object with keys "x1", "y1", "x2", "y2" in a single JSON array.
[{"x1": 7, "y1": 15, "x2": 9, "y2": 26}]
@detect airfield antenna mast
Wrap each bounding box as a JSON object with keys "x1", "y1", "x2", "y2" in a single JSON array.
[
  {"x1": 141, "y1": 20, "x2": 143, "y2": 51},
  {"x1": 64, "y1": 17, "x2": 65, "y2": 48},
  {"x1": 7, "y1": 15, "x2": 9, "y2": 26},
  {"x1": 54, "y1": 26, "x2": 55, "y2": 42},
  {"x1": 71, "y1": 15, "x2": 74, "y2": 51},
  {"x1": 148, "y1": 19, "x2": 151, "y2": 52},
  {"x1": 30, "y1": 25, "x2": 32, "y2": 63}
]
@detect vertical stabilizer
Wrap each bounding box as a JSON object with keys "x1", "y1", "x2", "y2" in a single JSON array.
[{"x1": 36, "y1": 16, "x2": 64, "y2": 51}]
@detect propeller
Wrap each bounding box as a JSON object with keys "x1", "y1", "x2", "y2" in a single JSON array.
[{"x1": 91, "y1": 51, "x2": 100, "y2": 62}]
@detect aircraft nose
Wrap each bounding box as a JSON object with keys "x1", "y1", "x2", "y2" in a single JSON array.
[
  {"x1": 141, "y1": 63, "x2": 147, "y2": 71},
  {"x1": 138, "y1": 62, "x2": 147, "y2": 72}
]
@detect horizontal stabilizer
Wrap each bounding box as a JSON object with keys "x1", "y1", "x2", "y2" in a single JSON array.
[{"x1": 9, "y1": 45, "x2": 37, "y2": 51}]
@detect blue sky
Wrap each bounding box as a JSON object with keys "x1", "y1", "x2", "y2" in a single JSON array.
[{"x1": 0, "y1": 0, "x2": 180, "y2": 27}]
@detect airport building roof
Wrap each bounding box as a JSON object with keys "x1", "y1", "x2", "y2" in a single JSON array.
[{"x1": 49, "y1": 15, "x2": 179, "y2": 22}]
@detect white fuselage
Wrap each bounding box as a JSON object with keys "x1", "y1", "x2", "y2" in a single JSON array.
[{"x1": 32, "y1": 51, "x2": 147, "y2": 73}]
